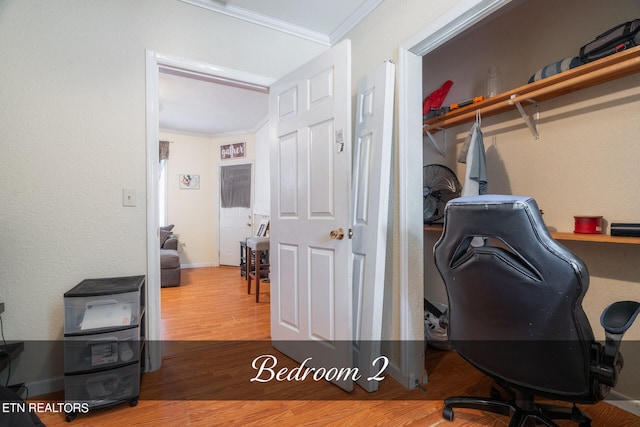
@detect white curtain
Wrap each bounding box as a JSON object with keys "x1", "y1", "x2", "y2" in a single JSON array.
[
  {"x1": 220, "y1": 164, "x2": 252, "y2": 209},
  {"x1": 159, "y1": 141, "x2": 170, "y2": 226}
]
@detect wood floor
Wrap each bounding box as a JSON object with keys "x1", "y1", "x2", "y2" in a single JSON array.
[{"x1": 33, "y1": 267, "x2": 639, "y2": 426}]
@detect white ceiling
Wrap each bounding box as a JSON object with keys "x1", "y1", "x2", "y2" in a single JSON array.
[
  {"x1": 159, "y1": 69, "x2": 270, "y2": 136},
  {"x1": 159, "y1": 0, "x2": 382, "y2": 136}
]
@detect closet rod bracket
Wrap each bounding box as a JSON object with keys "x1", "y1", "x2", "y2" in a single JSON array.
[
  {"x1": 509, "y1": 94, "x2": 539, "y2": 140},
  {"x1": 424, "y1": 126, "x2": 446, "y2": 157}
]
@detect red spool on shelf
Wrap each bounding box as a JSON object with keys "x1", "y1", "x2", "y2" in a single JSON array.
[{"x1": 574, "y1": 216, "x2": 603, "y2": 234}]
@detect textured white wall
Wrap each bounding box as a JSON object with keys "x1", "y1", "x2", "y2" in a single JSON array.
[{"x1": 0, "y1": 0, "x2": 326, "y2": 391}]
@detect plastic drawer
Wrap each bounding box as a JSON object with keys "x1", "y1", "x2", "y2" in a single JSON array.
[
  {"x1": 64, "y1": 275, "x2": 145, "y2": 334},
  {"x1": 65, "y1": 362, "x2": 140, "y2": 407},
  {"x1": 64, "y1": 291, "x2": 141, "y2": 334},
  {"x1": 64, "y1": 327, "x2": 140, "y2": 374}
]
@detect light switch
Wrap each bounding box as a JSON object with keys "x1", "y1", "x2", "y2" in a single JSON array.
[{"x1": 123, "y1": 188, "x2": 136, "y2": 207}]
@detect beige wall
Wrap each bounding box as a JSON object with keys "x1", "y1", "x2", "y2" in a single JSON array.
[
  {"x1": 162, "y1": 131, "x2": 216, "y2": 268},
  {"x1": 422, "y1": 0, "x2": 640, "y2": 398},
  {"x1": 160, "y1": 130, "x2": 261, "y2": 268},
  {"x1": 0, "y1": 0, "x2": 325, "y2": 391}
]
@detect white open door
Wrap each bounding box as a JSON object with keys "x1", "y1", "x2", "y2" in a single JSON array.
[
  {"x1": 351, "y1": 61, "x2": 395, "y2": 392},
  {"x1": 219, "y1": 206, "x2": 252, "y2": 265},
  {"x1": 269, "y1": 40, "x2": 353, "y2": 391},
  {"x1": 219, "y1": 163, "x2": 253, "y2": 266}
]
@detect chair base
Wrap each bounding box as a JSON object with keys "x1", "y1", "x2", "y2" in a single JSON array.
[{"x1": 443, "y1": 390, "x2": 592, "y2": 427}]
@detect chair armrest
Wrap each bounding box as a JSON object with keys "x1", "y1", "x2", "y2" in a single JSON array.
[
  {"x1": 163, "y1": 236, "x2": 179, "y2": 250},
  {"x1": 592, "y1": 301, "x2": 640, "y2": 387},
  {"x1": 601, "y1": 301, "x2": 640, "y2": 334}
]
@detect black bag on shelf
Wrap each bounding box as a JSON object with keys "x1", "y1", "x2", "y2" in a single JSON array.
[{"x1": 580, "y1": 19, "x2": 640, "y2": 62}]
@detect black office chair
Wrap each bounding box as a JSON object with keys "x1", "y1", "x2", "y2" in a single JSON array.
[{"x1": 433, "y1": 195, "x2": 640, "y2": 427}]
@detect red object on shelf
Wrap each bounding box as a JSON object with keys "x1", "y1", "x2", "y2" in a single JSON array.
[
  {"x1": 574, "y1": 216, "x2": 603, "y2": 234},
  {"x1": 423, "y1": 80, "x2": 453, "y2": 115}
]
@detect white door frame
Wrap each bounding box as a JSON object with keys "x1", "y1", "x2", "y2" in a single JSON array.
[
  {"x1": 143, "y1": 0, "x2": 511, "y2": 376},
  {"x1": 145, "y1": 50, "x2": 274, "y2": 371},
  {"x1": 396, "y1": 0, "x2": 512, "y2": 387}
]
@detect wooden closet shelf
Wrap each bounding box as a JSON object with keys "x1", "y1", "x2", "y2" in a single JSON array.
[
  {"x1": 423, "y1": 45, "x2": 640, "y2": 135},
  {"x1": 424, "y1": 225, "x2": 640, "y2": 245}
]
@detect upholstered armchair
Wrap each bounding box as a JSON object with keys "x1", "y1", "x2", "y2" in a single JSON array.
[{"x1": 160, "y1": 225, "x2": 181, "y2": 287}]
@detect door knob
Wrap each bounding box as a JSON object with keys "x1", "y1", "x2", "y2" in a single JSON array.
[{"x1": 330, "y1": 227, "x2": 345, "y2": 240}]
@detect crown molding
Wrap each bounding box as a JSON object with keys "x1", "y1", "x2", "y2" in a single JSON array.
[
  {"x1": 179, "y1": 0, "x2": 331, "y2": 46},
  {"x1": 329, "y1": 0, "x2": 383, "y2": 45}
]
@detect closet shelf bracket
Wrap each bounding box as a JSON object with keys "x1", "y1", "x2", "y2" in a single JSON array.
[
  {"x1": 424, "y1": 126, "x2": 446, "y2": 157},
  {"x1": 509, "y1": 94, "x2": 539, "y2": 140}
]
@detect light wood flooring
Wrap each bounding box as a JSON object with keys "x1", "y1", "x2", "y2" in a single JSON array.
[{"x1": 33, "y1": 267, "x2": 639, "y2": 426}]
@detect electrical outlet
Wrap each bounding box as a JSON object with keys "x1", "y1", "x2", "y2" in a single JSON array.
[{"x1": 0, "y1": 302, "x2": 5, "y2": 315}]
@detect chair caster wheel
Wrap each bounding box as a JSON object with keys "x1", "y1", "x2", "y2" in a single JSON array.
[
  {"x1": 65, "y1": 412, "x2": 77, "y2": 422},
  {"x1": 129, "y1": 399, "x2": 139, "y2": 407},
  {"x1": 442, "y1": 406, "x2": 454, "y2": 421}
]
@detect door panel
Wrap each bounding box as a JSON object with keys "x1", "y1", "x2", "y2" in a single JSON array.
[
  {"x1": 278, "y1": 243, "x2": 299, "y2": 331},
  {"x1": 278, "y1": 87, "x2": 298, "y2": 119},
  {"x1": 308, "y1": 120, "x2": 335, "y2": 217},
  {"x1": 270, "y1": 40, "x2": 353, "y2": 391},
  {"x1": 309, "y1": 66, "x2": 334, "y2": 104},
  {"x1": 308, "y1": 247, "x2": 335, "y2": 341},
  {"x1": 278, "y1": 133, "x2": 299, "y2": 217},
  {"x1": 351, "y1": 61, "x2": 396, "y2": 392},
  {"x1": 354, "y1": 132, "x2": 372, "y2": 223}
]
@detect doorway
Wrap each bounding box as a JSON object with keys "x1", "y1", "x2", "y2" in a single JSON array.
[
  {"x1": 143, "y1": 0, "x2": 511, "y2": 376},
  {"x1": 394, "y1": 0, "x2": 512, "y2": 386},
  {"x1": 145, "y1": 50, "x2": 274, "y2": 371}
]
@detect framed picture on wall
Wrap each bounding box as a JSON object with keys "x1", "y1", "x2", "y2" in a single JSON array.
[
  {"x1": 256, "y1": 219, "x2": 269, "y2": 237},
  {"x1": 179, "y1": 174, "x2": 200, "y2": 189},
  {"x1": 220, "y1": 142, "x2": 245, "y2": 160}
]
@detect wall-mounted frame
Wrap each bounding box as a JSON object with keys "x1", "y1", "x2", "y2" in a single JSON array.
[
  {"x1": 179, "y1": 174, "x2": 200, "y2": 189},
  {"x1": 256, "y1": 219, "x2": 269, "y2": 237},
  {"x1": 220, "y1": 142, "x2": 245, "y2": 160}
]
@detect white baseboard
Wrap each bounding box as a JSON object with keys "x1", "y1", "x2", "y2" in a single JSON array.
[
  {"x1": 606, "y1": 391, "x2": 640, "y2": 417},
  {"x1": 26, "y1": 376, "x2": 64, "y2": 398}
]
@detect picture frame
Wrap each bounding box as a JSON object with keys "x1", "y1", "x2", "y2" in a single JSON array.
[
  {"x1": 179, "y1": 174, "x2": 200, "y2": 189},
  {"x1": 256, "y1": 219, "x2": 269, "y2": 237},
  {"x1": 220, "y1": 142, "x2": 246, "y2": 160}
]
